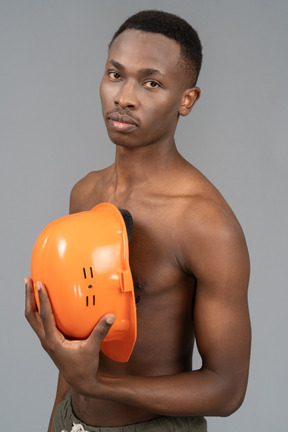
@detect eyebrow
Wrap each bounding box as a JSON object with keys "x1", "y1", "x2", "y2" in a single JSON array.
[{"x1": 108, "y1": 60, "x2": 165, "y2": 77}]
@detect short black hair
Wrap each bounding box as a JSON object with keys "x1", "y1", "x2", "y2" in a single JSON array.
[{"x1": 109, "y1": 10, "x2": 203, "y2": 87}]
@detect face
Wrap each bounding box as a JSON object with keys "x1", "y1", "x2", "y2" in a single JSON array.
[{"x1": 100, "y1": 29, "x2": 199, "y2": 149}]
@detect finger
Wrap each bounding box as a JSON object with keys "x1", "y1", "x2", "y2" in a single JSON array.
[
  {"x1": 36, "y1": 282, "x2": 66, "y2": 348},
  {"x1": 36, "y1": 281, "x2": 52, "y2": 316},
  {"x1": 87, "y1": 314, "x2": 116, "y2": 350},
  {"x1": 36, "y1": 282, "x2": 57, "y2": 331},
  {"x1": 24, "y1": 277, "x2": 38, "y2": 312},
  {"x1": 24, "y1": 277, "x2": 45, "y2": 339}
]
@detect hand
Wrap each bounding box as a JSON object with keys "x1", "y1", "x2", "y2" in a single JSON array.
[{"x1": 24, "y1": 277, "x2": 116, "y2": 395}]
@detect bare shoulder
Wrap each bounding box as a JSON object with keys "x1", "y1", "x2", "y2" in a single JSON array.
[
  {"x1": 69, "y1": 166, "x2": 112, "y2": 214},
  {"x1": 175, "y1": 166, "x2": 249, "y2": 280}
]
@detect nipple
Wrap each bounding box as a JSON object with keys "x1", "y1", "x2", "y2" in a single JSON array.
[{"x1": 134, "y1": 282, "x2": 143, "y2": 304}]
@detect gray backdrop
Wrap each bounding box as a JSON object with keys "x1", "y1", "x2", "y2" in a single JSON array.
[{"x1": 1, "y1": 0, "x2": 287, "y2": 430}]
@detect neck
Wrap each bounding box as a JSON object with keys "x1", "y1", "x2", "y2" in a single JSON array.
[{"x1": 110, "y1": 140, "x2": 183, "y2": 195}]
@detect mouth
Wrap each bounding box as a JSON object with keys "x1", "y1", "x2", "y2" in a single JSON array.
[{"x1": 107, "y1": 112, "x2": 139, "y2": 133}]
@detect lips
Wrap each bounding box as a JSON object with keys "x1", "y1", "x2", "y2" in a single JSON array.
[{"x1": 107, "y1": 112, "x2": 139, "y2": 132}]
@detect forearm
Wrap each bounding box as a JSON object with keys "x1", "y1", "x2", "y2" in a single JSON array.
[{"x1": 85, "y1": 369, "x2": 244, "y2": 418}]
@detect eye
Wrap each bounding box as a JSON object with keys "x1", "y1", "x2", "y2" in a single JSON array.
[
  {"x1": 144, "y1": 80, "x2": 160, "y2": 89},
  {"x1": 108, "y1": 71, "x2": 121, "y2": 80}
]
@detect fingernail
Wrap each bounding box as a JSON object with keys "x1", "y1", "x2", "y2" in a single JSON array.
[
  {"x1": 106, "y1": 315, "x2": 116, "y2": 325},
  {"x1": 36, "y1": 281, "x2": 42, "y2": 292}
]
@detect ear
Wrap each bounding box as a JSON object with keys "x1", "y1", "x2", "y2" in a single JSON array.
[{"x1": 178, "y1": 87, "x2": 201, "y2": 117}]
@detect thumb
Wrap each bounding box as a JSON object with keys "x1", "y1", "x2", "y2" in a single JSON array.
[{"x1": 88, "y1": 314, "x2": 116, "y2": 348}]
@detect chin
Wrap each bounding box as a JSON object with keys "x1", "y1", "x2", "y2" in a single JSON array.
[{"x1": 108, "y1": 133, "x2": 139, "y2": 149}]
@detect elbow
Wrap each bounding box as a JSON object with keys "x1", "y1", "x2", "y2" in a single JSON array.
[
  {"x1": 220, "y1": 398, "x2": 244, "y2": 417},
  {"x1": 205, "y1": 369, "x2": 249, "y2": 417},
  {"x1": 218, "y1": 384, "x2": 247, "y2": 417}
]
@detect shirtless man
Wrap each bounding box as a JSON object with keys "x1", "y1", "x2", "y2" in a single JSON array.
[{"x1": 25, "y1": 10, "x2": 251, "y2": 432}]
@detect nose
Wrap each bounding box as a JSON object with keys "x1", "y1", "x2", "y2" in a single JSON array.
[{"x1": 114, "y1": 80, "x2": 138, "y2": 109}]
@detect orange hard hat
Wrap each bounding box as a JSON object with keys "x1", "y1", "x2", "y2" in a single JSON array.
[{"x1": 31, "y1": 203, "x2": 137, "y2": 362}]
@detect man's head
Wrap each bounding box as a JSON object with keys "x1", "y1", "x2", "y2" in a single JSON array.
[
  {"x1": 100, "y1": 10, "x2": 202, "y2": 149},
  {"x1": 109, "y1": 10, "x2": 202, "y2": 88}
]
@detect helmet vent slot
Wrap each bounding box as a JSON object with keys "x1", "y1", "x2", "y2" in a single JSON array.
[{"x1": 85, "y1": 295, "x2": 96, "y2": 307}]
